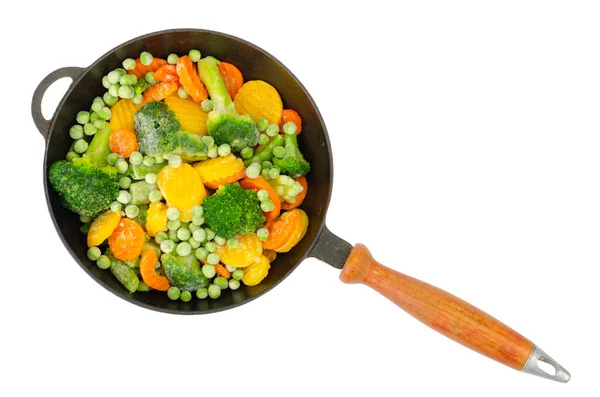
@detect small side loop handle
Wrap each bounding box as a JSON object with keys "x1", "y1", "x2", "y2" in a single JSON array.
[{"x1": 31, "y1": 67, "x2": 84, "y2": 140}]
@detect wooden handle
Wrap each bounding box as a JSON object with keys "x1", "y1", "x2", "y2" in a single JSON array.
[{"x1": 340, "y1": 244, "x2": 534, "y2": 370}]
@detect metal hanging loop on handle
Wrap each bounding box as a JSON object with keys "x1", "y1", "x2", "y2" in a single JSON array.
[
  {"x1": 31, "y1": 67, "x2": 84, "y2": 140},
  {"x1": 521, "y1": 345, "x2": 570, "y2": 383}
]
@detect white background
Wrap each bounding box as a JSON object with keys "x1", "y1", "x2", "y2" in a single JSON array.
[{"x1": 2, "y1": 1, "x2": 598, "y2": 395}]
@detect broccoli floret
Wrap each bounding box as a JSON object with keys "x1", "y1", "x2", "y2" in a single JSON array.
[
  {"x1": 272, "y1": 133, "x2": 311, "y2": 177},
  {"x1": 49, "y1": 125, "x2": 119, "y2": 218},
  {"x1": 134, "y1": 101, "x2": 180, "y2": 156},
  {"x1": 202, "y1": 184, "x2": 266, "y2": 239},
  {"x1": 243, "y1": 134, "x2": 284, "y2": 166},
  {"x1": 134, "y1": 101, "x2": 208, "y2": 160},
  {"x1": 198, "y1": 56, "x2": 259, "y2": 151},
  {"x1": 161, "y1": 253, "x2": 210, "y2": 291}
]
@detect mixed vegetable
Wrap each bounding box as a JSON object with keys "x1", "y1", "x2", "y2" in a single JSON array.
[{"x1": 49, "y1": 49, "x2": 311, "y2": 300}]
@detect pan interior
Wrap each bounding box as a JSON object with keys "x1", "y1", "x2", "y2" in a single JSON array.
[{"x1": 43, "y1": 29, "x2": 333, "y2": 314}]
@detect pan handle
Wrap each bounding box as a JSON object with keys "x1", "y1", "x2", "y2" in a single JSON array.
[
  {"x1": 31, "y1": 67, "x2": 84, "y2": 140},
  {"x1": 340, "y1": 243, "x2": 570, "y2": 383}
]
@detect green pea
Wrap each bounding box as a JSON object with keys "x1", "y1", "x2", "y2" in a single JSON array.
[
  {"x1": 240, "y1": 147, "x2": 254, "y2": 159},
  {"x1": 160, "y1": 240, "x2": 176, "y2": 254},
  {"x1": 227, "y1": 238, "x2": 239, "y2": 248},
  {"x1": 207, "y1": 253, "x2": 220, "y2": 265},
  {"x1": 155, "y1": 231, "x2": 168, "y2": 244},
  {"x1": 167, "y1": 220, "x2": 181, "y2": 231},
  {"x1": 180, "y1": 290, "x2": 192, "y2": 302},
  {"x1": 177, "y1": 87, "x2": 189, "y2": 99},
  {"x1": 87, "y1": 247, "x2": 101, "y2": 261},
  {"x1": 177, "y1": 227, "x2": 191, "y2": 241},
  {"x1": 94, "y1": 119, "x2": 106, "y2": 129},
  {"x1": 83, "y1": 123, "x2": 97, "y2": 136},
  {"x1": 168, "y1": 229, "x2": 180, "y2": 242},
  {"x1": 189, "y1": 237, "x2": 201, "y2": 249},
  {"x1": 192, "y1": 205, "x2": 203, "y2": 217},
  {"x1": 217, "y1": 143, "x2": 231, "y2": 157},
  {"x1": 103, "y1": 92, "x2": 118, "y2": 106},
  {"x1": 123, "y1": 58, "x2": 136, "y2": 70},
  {"x1": 260, "y1": 199, "x2": 274, "y2": 212},
  {"x1": 73, "y1": 139, "x2": 88, "y2": 154},
  {"x1": 246, "y1": 162, "x2": 261, "y2": 178},
  {"x1": 118, "y1": 85, "x2": 135, "y2": 99},
  {"x1": 259, "y1": 133, "x2": 269, "y2": 145},
  {"x1": 129, "y1": 151, "x2": 143, "y2": 165},
  {"x1": 193, "y1": 228, "x2": 206, "y2": 242},
  {"x1": 76, "y1": 111, "x2": 90, "y2": 124},
  {"x1": 96, "y1": 255, "x2": 111, "y2": 269},
  {"x1": 117, "y1": 190, "x2": 131, "y2": 204},
  {"x1": 268, "y1": 167, "x2": 280, "y2": 179},
  {"x1": 120, "y1": 73, "x2": 137, "y2": 86},
  {"x1": 205, "y1": 228, "x2": 216, "y2": 241},
  {"x1": 283, "y1": 121, "x2": 297, "y2": 135},
  {"x1": 207, "y1": 146, "x2": 218, "y2": 158},
  {"x1": 261, "y1": 168, "x2": 271, "y2": 179},
  {"x1": 266, "y1": 124, "x2": 280, "y2": 137},
  {"x1": 69, "y1": 125, "x2": 84, "y2": 139},
  {"x1": 98, "y1": 107, "x2": 112, "y2": 120},
  {"x1": 91, "y1": 101, "x2": 103, "y2": 113},
  {"x1": 119, "y1": 176, "x2": 131, "y2": 189},
  {"x1": 115, "y1": 159, "x2": 128, "y2": 174},
  {"x1": 145, "y1": 71, "x2": 156, "y2": 84},
  {"x1": 192, "y1": 215, "x2": 205, "y2": 226},
  {"x1": 257, "y1": 189, "x2": 269, "y2": 202},
  {"x1": 195, "y1": 247, "x2": 208, "y2": 261},
  {"x1": 169, "y1": 154, "x2": 182, "y2": 167},
  {"x1": 256, "y1": 228, "x2": 270, "y2": 241},
  {"x1": 229, "y1": 279, "x2": 241, "y2": 290},
  {"x1": 149, "y1": 189, "x2": 162, "y2": 203},
  {"x1": 109, "y1": 83, "x2": 120, "y2": 97},
  {"x1": 226, "y1": 265, "x2": 237, "y2": 273},
  {"x1": 167, "y1": 53, "x2": 179, "y2": 65},
  {"x1": 102, "y1": 76, "x2": 111, "y2": 89},
  {"x1": 201, "y1": 99, "x2": 213, "y2": 112},
  {"x1": 214, "y1": 276, "x2": 228, "y2": 290},
  {"x1": 167, "y1": 286, "x2": 181, "y2": 300},
  {"x1": 110, "y1": 201, "x2": 122, "y2": 213},
  {"x1": 188, "y1": 49, "x2": 201, "y2": 62},
  {"x1": 256, "y1": 118, "x2": 269, "y2": 131},
  {"x1": 125, "y1": 205, "x2": 139, "y2": 218},
  {"x1": 154, "y1": 155, "x2": 165, "y2": 164},
  {"x1": 214, "y1": 235, "x2": 226, "y2": 245},
  {"x1": 167, "y1": 207, "x2": 180, "y2": 221},
  {"x1": 202, "y1": 136, "x2": 215, "y2": 147},
  {"x1": 202, "y1": 264, "x2": 216, "y2": 278},
  {"x1": 144, "y1": 173, "x2": 157, "y2": 185},
  {"x1": 132, "y1": 94, "x2": 143, "y2": 105},
  {"x1": 196, "y1": 287, "x2": 208, "y2": 299},
  {"x1": 66, "y1": 151, "x2": 80, "y2": 162},
  {"x1": 232, "y1": 269, "x2": 244, "y2": 280},
  {"x1": 176, "y1": 242, "x2": 192, "y2": 256},
  {"x1": 208, "y1": 284, "x2": 221, "y2": 299},
  {"x1": 204, "y1": 241, "x2": 216, "y2": 253},
  {"x1": 140, "y1": 51, "x2": 153, "y2": 66},
  {"x1": 143, "y1": 155, "x2": 155, "y2": 167}
]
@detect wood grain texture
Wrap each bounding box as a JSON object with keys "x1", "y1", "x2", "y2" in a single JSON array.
[{"x1": 340, "y1": 244, "x2": 533, "y2": 370}]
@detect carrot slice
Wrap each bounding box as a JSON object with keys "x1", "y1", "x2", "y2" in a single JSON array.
[
  {"x1": 281, "y1": 176, "x2": 308, "y2": 210},
  {"x1": 176, "y1": 55, "x2": 208, "y2": 102},
  {"x1": 128, "y1": 58, "x2": 168, "y2": 79},
  {"x1": 239, "y1": 177, "x2": 281, "y2": 220},
  {"x1": 218, "y1": 62, "x2": 244, "y2": 99},
  {"x1": 262, "y1": 210, "x2": 300, "y2": 251},
  {"x1": 203, "y1": 170, "x2": 246, "y2": 189},
  {"x1": 279, "y1": 109, "x2": 303, "y2": 134},
  {"x1": 109, "y1": 128, "x2": 138, "y2": 158},
  {"x1": 108, "y1": 219, "x2": 145, "y2": 261},
  {"x1": 153, "y1": 64, "x2": 179, "y2": 83},
  {"x1": 140, "y1": 248, "x2": 170, "y2": 291},
  {"x1": 141, "y1": 81, "x2": 178, "y2": 106},
  {"x1": 214, "y1": 263, "x2": 231, "y2": 279}
]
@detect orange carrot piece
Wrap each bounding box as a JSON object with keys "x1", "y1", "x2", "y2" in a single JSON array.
[
  {"x1": 140, "y1": 248, "x2": 170, "y2": 291},
  {"x1": 279, "y1": 109, "x2": 303, "y2": 134},
  {"x1": 128, "y1": 58, "x2": 168, "y2": 79},
  {"x1": 176, "y1": 55, "x2": 208, "y2": 102},
  {"x1": 281, "y1": 176, "x2": 308, "y2": 210},
  {"x1": 239, "y1": 177, "x2": 281, "y2": 220},
  {"x1": 218, "y1": 62, "x2": 244, "y2": 100},
  {"x1": 141, "y1": 81, "x2": 178, "y2": 106},
  {"x1": 154, "y1": 64, "x2": 179, "y2": 83},
  {"x1": 214, "y1": 263, "x2": 231, "y2": 279},
  {"x1": 203, "y1": 170, "x2": 246, "y2": 189},
  {"x1": 109, "y1": 128, "x2": 138, "y2": 158},
  {"x1": 108, "y1": 219, "x2": 146, "y2": 261},
  {"x1": 263, "y1": 210, "x2": 301, "y2": 251}
]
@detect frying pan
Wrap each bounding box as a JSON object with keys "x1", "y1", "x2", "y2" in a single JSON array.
[{"x1": 32, "y1": 29, "x2": 569, "y2": 383}]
